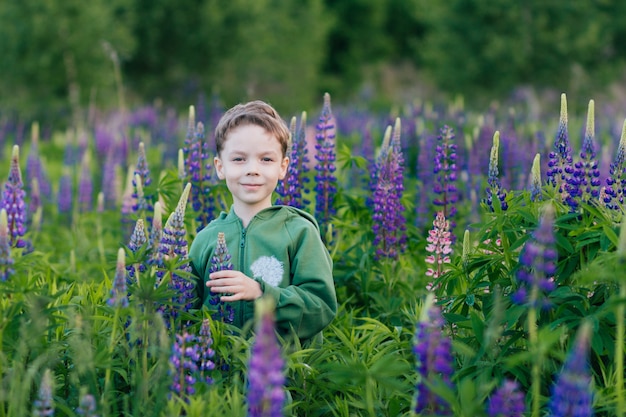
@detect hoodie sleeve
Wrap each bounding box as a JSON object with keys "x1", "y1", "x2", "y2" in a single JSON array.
[{"x1": 261, "y1": 214, "x2": 337, "y2": 341}]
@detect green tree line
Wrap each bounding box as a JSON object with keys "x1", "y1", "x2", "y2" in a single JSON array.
[{"x1": 1, "y1": 0, "x2": 625, "y2": 122}]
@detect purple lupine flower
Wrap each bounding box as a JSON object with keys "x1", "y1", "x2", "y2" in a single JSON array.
[
  {"x1": 2, "y1": 145, "x2": 28, "y2": 248},
  {"x1": 547, "y1": 94, "x2": 574, "y2": 199},
  {"x1": 313, "y1": 93, "x2": 338, "y2": 235},
  {"x1": 603, "y1": 119, "x2": 626, "y2": 211},
  {"x1": 127, "y1": 219, "x2": 148, "y2": 285},
  {"x1": 169, "y1": 332, "x2": 201, "y2": 398},
  {"x1": 108, "y1": 248, "x2": 129, "y2": 308},
  {"x1": 100, "y1": 149, "x2": 118, "y2": 210},
  {"x1": 511, "y1": 206, "x2": 557, "y2": 308},
  {"x1": 415, "y1": 130, "x2": 436, "y2": 228},
  {"x1": 183, "y1": 108, "x2": 216, "y2": 231},
  {"x1": 198, "y1": 318, "x2": 216, "y2": 384},
  {"x1": 132, "y1": 142, "x2": 154, "y2": 219},
  {"x1": 57, "y1": 166, "x2": 73, "y2": 215},
  {"x1": 413, "y1": 296, "x2": 454, "y2": 415},
  {"x1": 547, "y1": 321, "x2": 594, "y2": 417},
  {"x1": 370, "y1": 118, "x2": 407, "y2": 260},
  {"x1": 247, "y1": 298, "x2": 286, "y2": 417},
  {"x1": 76, "y1": 392, "x2": 98, "y2": 417},
  {"x1": 530, "y1": 153, "x2": 543, "y2": 202},
  {"x1": 33, "y1": 369, "x2": 54, "y2": 417},
  {"x1": 433, "y1": 125, "x2": 458, "y2": 239},
  {"x1": 276, "y1": 112, "x2": 311, "y2": 209},
  {"x1": 208, "y1": 232, "x2": 235, "y2": 324},
  {"x1": 0, "y1": 209, "x2": 15, "y2": 281},
  {"x1": 29, "y1": 177, "x2": 41, "y2": 224},
  {"x1": 487, "y1": 379, "x2": 526, "y2": 417},
  {"x1": 425, "y1": 211, "x2": 452, "y2": 285},
  {"x1": 77, "y1": 152, "x2": 93, "y2": 212},
  {"x1": 567, "y1": 100, "x2": 600, "y2": 211},
  {"x1": 26, "y1": 122, "x2": 51, "y2": 200},
  {"x1": 484, "y1": 131, "x2": 508, "y2": 211}
]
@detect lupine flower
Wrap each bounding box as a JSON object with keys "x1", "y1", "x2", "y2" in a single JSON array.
[
  {"x1": 127, "y1": 219, "x2": 148, "y2": 285},
  {"x1": 149, "y1": 201, "x2": 163, "y2": 257},
  {"x1": 26, "y1": 122, "x2": 51, "y2": 200},
  {"x1": 108, "y1": 248, "x2": 129, "y2": 308},
  {"x1": 183, "y1": 106, "x2": 216, "y2": 230},
  {"x1": 78, "y1": 152, "x2": 93, "y2": 212},
  {"x1": 313, "y1": 92, "x2": 338, "y2": 234},
  {"x1": 169, "y1": 332, "x2": 200, "y2": 398},
  {"x1": 487, "y1": 379, "x2": 526, "y2": 417},
  {"x1": 547, "y1": 93, "x2": 574, "y2": 199},
  {"x1": 33, "y1": 369, "x2": 54, "y2": 417},
  {"x1": 511, "y1": 205, "x2": 557, "y2": 308},
  {"x1": 425, "y1": 211, "x2": 452, "y2": 285},
  {"x1": 29, "y1": 177, "x2": 41, "y2": 224},
  {"x1": 603, "y1": 119, "x2": 626, "y2": 211},
  {"x1": 76, "y1": 392, "x2": 98, "y2": 417},
  {"x1": 101, "y1": 149, "x2": 118, "y2": 210},
  {"x1": 433, "y1": 125, "x2": 458, "y2": 239},
  {"x1": 177, "y1": 148, "x2": 186, "y2": 181},
  {"x1": 415, "y1": 130, "x2": 436, "y2": 228},
  {"x1": 484, "y1": 131, "x2": 508, "y2": 211},
  {"x1": 208, "y1": 232, "x2": 235, "y2": 324},
  {"x1": 413, "y1": 295, "x2": 454, "y2": 415},
  {"x1": 567, "y1": 100, "x2": 600, "y2": 210},
  {"x1": 276, "y1": 112, "x2": 311, "y2": 209},
  {"x1": 247, "y1": 297, "x2": 286, "y2": 417},
  {"x1": 2, "y1": 145, "x2": 28, "y2": 248},
  {"x1": 0, "y1": 209, "x2": 15, "y2": 281},
  {"x1": 530, "y1": 153, "x2": 543, "y2": 202},
  {"x1": 198, "y1": 318, "x2": 216, "y2": 384},
  {"x1": 547, "y1": 321, "x2": 594, "y2": 417},
  {"x1": 57, "y1": 166, "x2": 73, "y2": 215},
  {"x1": 370, "y1": 119, "x2": 407, "y2": 260},
  {"x1": 156, "y1": 183, "x2": 194, "y2": 319},
  {"x1": 132, "y1": 142, "x2": 154, "y2": 218}
]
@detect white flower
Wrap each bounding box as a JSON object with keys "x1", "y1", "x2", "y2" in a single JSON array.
[{"x1": 250, "y1": 256, "x2": 284, "y2": 287}]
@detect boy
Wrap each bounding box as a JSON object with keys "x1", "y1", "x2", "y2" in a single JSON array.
[{"x1": 189, "y1": 100, "x2": 337, "y2": 345}]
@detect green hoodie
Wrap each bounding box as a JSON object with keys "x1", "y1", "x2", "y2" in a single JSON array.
[{"x1": 189, "y1": 205, "x2": 337, "y2": 344}]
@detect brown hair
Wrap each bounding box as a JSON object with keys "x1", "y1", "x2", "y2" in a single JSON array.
[{"x1": 214, "y1": 100, "x2": 291, "y2": 157}]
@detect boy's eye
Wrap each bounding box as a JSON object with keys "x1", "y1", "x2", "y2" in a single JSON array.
[
  {"x1": 232, "y1": 157, "x2": 244, "y2": 162},
  {"x1": 262, "y1": 157, "x2": 273, "y2": 162}
]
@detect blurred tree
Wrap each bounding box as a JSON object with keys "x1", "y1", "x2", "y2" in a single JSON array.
[{"x1": 0, "y1": 0, "x2": 136, "y2": 125}]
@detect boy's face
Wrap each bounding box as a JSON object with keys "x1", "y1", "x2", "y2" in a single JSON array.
[{"x1": 215, "y1": 124, "x2": 289, "y2": 214}]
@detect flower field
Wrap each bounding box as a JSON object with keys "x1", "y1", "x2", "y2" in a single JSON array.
[{"x1": 1, "y1": 91, "x2": 625, "y2": 416}]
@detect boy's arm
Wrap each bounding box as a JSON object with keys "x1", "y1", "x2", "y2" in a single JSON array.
[{"x1": 261, "y1": 226, "x2": 337, "y2": 341}]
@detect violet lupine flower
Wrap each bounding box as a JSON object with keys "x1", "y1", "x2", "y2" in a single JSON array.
[
  {"x1": 425, "y1": 212, "x2": 452, "y2": 288},
  {"x1": 169, "y1": 332, "x2": 201, "y2": 398},
  {"x1": 57, "y1": 166, "x2": 73, "y2": 215},
  {"x1": 127, "y1": 219, "x2": 148, "y2": 285},
  {"x1": 100, "y1": 149, "x2": 118, "y2": 210},
  {"x1": 77, "y1": 152, "x2": 93, "y2": 213},
  {"x1": 487, "y1": 379, "x2": 526, "y2": 417},
  {"x1": 546, "y1": 94, "x2": 574, "y2": 199},
  {"x1": 433, "y1": 125, "x2": 458, "y2": 239},
  {"x1": 567, "y1": 100, "x2": 600, "y2": 210},
  {"x1": 530, "y1": 153, "x2": 543, "y2": 202},
  {"x1": 276, "y1": 112, "x2": 311, "y2": 209},
  {"x1": 484, "y1": 131, "x2": 508, "y2": 211},
  {"x1": 33, "y1": 369, "x2": 54, "y2": 417},
  {"x1": 247, "y1": 298, "x2": 286, "y2": 417},
  {"x1": 76, "y1": 392, "x2": 98, "y2": 417},
  {"x1": 198, "y1": 318, "x2": 216, "y2": 384},
  {"x1": 2, "y1": 145, "x2": 28, "y2": 248},
  {"x1": 547, "y1": 321, "x2": 594, "y2": 417},
  {"x1": 0, "y1": 209, "x2": 15, "y2": 281},
  {"x1": 413, "y1": 296, "x2": 454, "y2": 416},
  {"x1": 370, "y1": 119, "x2": 407, "y2": 260},
  {"x1": 183, "y1": 106, "x2": 216, "y2": 230},
  {"x1": 208, "y1": 232, "x2": 235, "y2": 324},
  {"x1": 156, "y1": 183, "x2": 195, "y2": 317},
  {"x1": 313, "y1": 93, "x2": 338, "y2": 234},
  {"x1": 511, "y1": 206, "x2": 557, "y2": 308},
  {"x1": 26, "y1": 122, "x2": 51, "y2": 199},
  {"x1": 132, "y1": 142, "x2": 154, "y2": 218},
  {"x1": 108, "y1": 248, "x2": 129, "y2": 308},
  {"x1": 603, "y1": 119, "x2": 626, "y2": 211}
]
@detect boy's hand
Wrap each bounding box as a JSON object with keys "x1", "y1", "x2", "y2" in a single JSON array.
[{"x1": 207, "y1": 270, "x2": 263, "y2": 302}]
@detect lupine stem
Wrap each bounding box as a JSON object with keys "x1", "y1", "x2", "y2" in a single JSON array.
[
  {"x1": 616, "y1": 282, "x2": 625, "y2": 417},
  {"x1": 528, "y1": 286, "x2": 540, "y2": 417},
  {"x1": 103, "y1": 306, "x2": 121, "y2": 412}
]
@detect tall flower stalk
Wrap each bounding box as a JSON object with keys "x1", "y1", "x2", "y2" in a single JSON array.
[
  {"x1": 169, "y1": 326, "x2": 215, "y2": 399},
  {"x1": 568, "y1": 100, "x2": 600, "y2": 209},
  {"x1": 615, "y1": 214, "x2": 626, "y2": 417},
  {"x1": 484, "y1": 131, "x2": 508, "y2": 211},
  {"x1": 132, "y1": 142, "x2": 154, "y2": 221},
  {"x1": 433, "y1": 125, "x2": 458, "y2": 238},
  {"x1": 2, "y1": 145, "x2": 28, "y2": 249},
  {"x1": 247, "y1": 297, "x2": 286, "y2": 417},
  {"x1": 276, "y1": 112, "x2": 310, "y2": 209},
  {"x1": 547, "y1": 93, "x2": 574, "y2": 199},
  {"x1": 33, "y1": 369, "x2": 54, "y2": 417},
  {"x1": 487, "y1": 379, "x2": 526, "y2": 417},
  {"x1": 370, "y1": 118, "x2": 407, "y2": 260},
  {"x1": 208, "y1": 232, "x2": 235, "y2": 324},
  {"x1": 530, "y1": 153, "x2": 543, "y2": 202},
  {"x1": 0, "y1": 209, "x2": 14, "y2": 281},
  {"x1": 313, "y1": 92, "x2": 338, "y2": 236},
  {"x1": 425, "y1": 211, "x2": 452, "y2": 287},
  {"x1": 603, "y1": 119, "x2": 626, "y2": 211}
]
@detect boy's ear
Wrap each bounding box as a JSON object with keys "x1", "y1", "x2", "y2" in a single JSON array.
[
  {"x1": 279, "y1": 157, "x2": 289, "y2": 180},
  {"x1": 214, "y1": 156, "x2": 225, "y2": 179}
]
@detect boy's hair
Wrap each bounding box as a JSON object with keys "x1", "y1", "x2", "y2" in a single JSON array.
[{"x1": 214, "y1": 100, "x2": 291, "y2": 157}]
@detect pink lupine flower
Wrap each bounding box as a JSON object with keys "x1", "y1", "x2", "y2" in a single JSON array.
[{"x1": 425, "y1": 211, "x2": 452, "y2": 282}]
